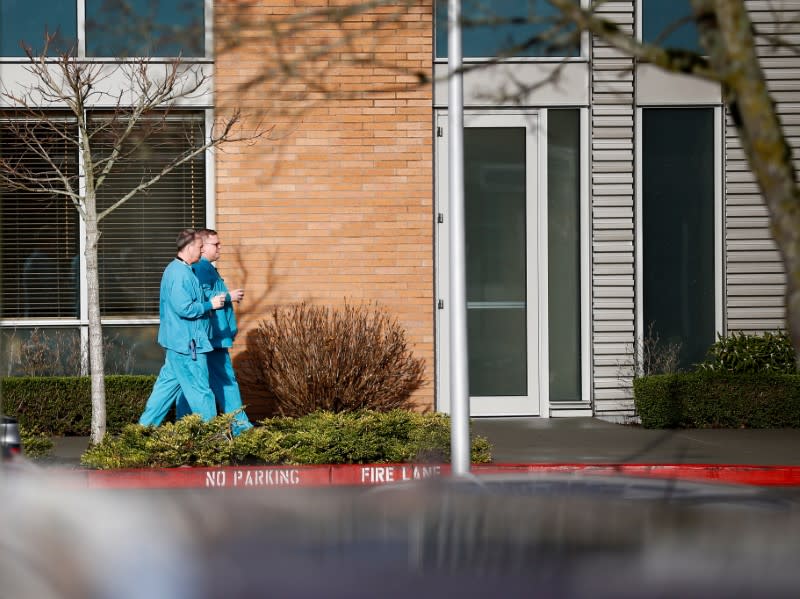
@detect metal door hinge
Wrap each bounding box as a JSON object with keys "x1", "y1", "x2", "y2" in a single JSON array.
[
  {"x1": 437, "y1": 213, "x2": 444, "y2": 223},
  {"x1": 437, "y1": 126, "x2": 443, "y2": 137},
  {"x1": 437, "y1": 299, "x2": 444, "y2": 309}
]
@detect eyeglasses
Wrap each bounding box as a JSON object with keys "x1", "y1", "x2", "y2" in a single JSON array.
[{"x1": 204, "y1": 242, "x2": 221, "y2": 247}]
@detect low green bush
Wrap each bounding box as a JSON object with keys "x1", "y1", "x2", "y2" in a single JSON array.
[
  {"x1": 634, "y1": 372, "x2": 800, "y2": 428},
  {"x1": 19, "y1": 427, "x2": 54, "y2": 459},
  {"x1": 1, "y1": 375, "x2": 155, "y2": 435},
  {"x1": 698, "y1": 331, "x2": 796, "y2": 375},
  {"x1": 81, "y1": 410, "x2": 493, "y2": 469}
]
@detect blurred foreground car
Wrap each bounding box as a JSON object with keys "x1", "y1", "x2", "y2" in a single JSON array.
[
  {"x1": 1, "y1": 472, "x2": 800, "y2": 598},
  {"x1": 0, "y1": 416, "x2": 22, "y2": 460}
]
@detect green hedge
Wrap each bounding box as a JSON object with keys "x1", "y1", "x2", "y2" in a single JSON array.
[
  {"x1": 81, "y1": 410, "x2": 493, "y2": 469},
  {"x1": 634, "y1": 372, "x2": 800, "y2": 428},
  {"x1": 1, "y1": 375, "x2": 156, "y2": 435}
]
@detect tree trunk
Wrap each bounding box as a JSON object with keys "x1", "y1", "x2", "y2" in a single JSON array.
[
  {"x1": 85, "y1": 215, "x2": 107, "y2": 444},
  {"x1": 700, "y1": 1, "x2": 800, "y2": 366}
]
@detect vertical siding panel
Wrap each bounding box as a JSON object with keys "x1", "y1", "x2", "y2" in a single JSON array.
[
  {"x1": 591, "y1": 1, "x2": 636, "y2": 416},
  {"x1": 725, "y1": 1, "x2": 797, "y2": 333}
]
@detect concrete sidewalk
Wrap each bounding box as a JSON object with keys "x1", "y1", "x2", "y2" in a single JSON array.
[{"x1": 45, "y1": 417, "x2": 800, "y2": 467}]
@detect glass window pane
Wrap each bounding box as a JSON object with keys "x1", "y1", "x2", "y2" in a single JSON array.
[
  {"x1": 436, "y1": 0, "x2": 579, "y2": 59},
  {"x1": 90, "y1": 112, "x2": 207, "y2": 317},
  {"x1": 467, "y1": 308, "x2": 528, "y2": 396},
  {"x1": 103, "y1": 325, "x2": 163, "y2": 374},
  {"x1": 0, "y1": 120, "x2": 80, "y2": 319},
  {"x1": 643, "y1": 108, "x2": 715, "y2": 370},
  {"x1": 0, "y1": 326, "x2": 163, "y2": 375},
  {"x1": 86, "y1": 0, "x2": 205, "y2": 57},
  {"x1": 465, "y1": 127, "x2": 527, "y2": 396},
  {"x1": 466, "y1": 128, "x2": 527, "y2": 303},
  {"x1": 0, "y1": 0, "x2": 77, "y2": 56},
  {"x1": 547, "y1": 110, "x2": 581, "y2": 401},
  {"x1": 642, "y1": 0, "x2": 701, "y2": 53},
  {"x1": 0, "y1": 328, "x2": 82, "y2": 376}
]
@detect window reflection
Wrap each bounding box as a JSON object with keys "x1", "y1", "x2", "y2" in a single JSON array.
[
  {"x1": 103, "y1": 325, "x2": 163, "y2": 374},
  {"x1": 0, "y1": 326, "x2": 162, "y2": 376},
  {"x1": 0, "y1": 0, "x2": 77, "y2": 56},
  {"x1": 642, "y1": 0, "x2": 701, "y2": 53},
  {"x1": 0, "y1": 328, "x2": 82, "y2": 376},
  {"x1": 436, "y1": 0, "x2": 579, "y2": 59},
  {"x1": 86, "y1": 0, "x2": 205, "y2": 57}
]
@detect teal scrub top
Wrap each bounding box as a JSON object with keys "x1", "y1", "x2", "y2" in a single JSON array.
[
  {"x1": 157, "y1": 258, "x2": 214, "y2": 354},
  {"x1": 194, "y1": 256, "x2": 238, "y2": 349}
]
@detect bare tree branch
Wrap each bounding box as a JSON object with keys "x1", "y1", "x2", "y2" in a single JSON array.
[{"x1": 549, "y1": 0, "x2": 717, "y2": 80}]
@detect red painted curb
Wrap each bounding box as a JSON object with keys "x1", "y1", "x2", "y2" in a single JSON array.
[
  {"x1": 47, "y1": 463, "x2": 800, "y2": 489},
  {"x1": 472, "y1": 463, "x2": 800, "y2": 487}
]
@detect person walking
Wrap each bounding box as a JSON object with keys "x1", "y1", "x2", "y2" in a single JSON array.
[
  {"x1": 176, "y1": 228, "x2": 253, "y2": 434},
  {"x1": 139, "y1": 229, "x2": 226, "y2": 426}
]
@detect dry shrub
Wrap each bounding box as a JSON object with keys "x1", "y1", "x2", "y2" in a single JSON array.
[{"x1": 249, "y1": 302, "x2": 426, "y2": 416}]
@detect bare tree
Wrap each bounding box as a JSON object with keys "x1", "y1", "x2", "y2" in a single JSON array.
[{"x1": 0, "y1": 38, "x2": 262, "y2": 443}]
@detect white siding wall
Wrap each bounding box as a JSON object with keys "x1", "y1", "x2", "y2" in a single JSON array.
[
  {"x1": 590, "y1": 1, "x2": 798, "y2": 416},
  {"x1": 590, "y1": 1, "x2": 637, "y2": 416},
  {"x1": 725, "y1": 1, "x2": 798, "y2": 333}
]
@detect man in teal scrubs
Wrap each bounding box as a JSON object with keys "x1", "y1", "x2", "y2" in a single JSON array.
[
  {"x1": 177, "y1": 228, "x2": 253, "y2": 434},
  {"x1": 139, "y1": 229, "x2": 226, "y2": 426}
]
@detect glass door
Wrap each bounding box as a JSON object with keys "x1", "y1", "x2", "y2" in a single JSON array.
[{"x1": 436, "y1": 112, "x2": 542, "y2": 416}]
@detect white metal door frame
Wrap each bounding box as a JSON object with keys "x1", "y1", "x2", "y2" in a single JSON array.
[{"x1": 435, "y1": 109, "x2": 544, "y2": 416}]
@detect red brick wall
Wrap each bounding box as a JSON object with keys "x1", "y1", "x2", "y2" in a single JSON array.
[{"x1": 214, "y1": 1, "x2": 434, "y2": 418}]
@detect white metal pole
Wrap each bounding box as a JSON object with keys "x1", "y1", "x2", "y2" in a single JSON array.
[{"x1": 448, "y1": 0, "x2": 470, "y2": 475}]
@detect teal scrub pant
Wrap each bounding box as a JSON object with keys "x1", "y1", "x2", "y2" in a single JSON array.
[
  {"x1": 139, "y1": 349, "x2": 216, "y2": 426},
  {"x1": 176, "y1": 347, "x2": 253, "y2": 434}
]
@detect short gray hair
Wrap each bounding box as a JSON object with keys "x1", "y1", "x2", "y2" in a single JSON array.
[{"x1": 176, "y1": 229, "x2": 197, "y2": 252}]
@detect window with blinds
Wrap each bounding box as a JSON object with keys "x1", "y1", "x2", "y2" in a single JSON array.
[
  {"x1": 91, "y1": 112, "x2": 207, "y2": 317},
  {"x1": 0, "y1": 119, "x2": 80, "y2": 318},
  {"x1": 1, "y1": 111, "x2": 207, "y2": 320}
]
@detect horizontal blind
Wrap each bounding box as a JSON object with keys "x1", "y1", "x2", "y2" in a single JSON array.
[
  {"x1": 90, "y1": 111, "x2": 206, "y2": 317},
  {"x1": 0, "y1": 119, "x2": 80, "y2": 318}
]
